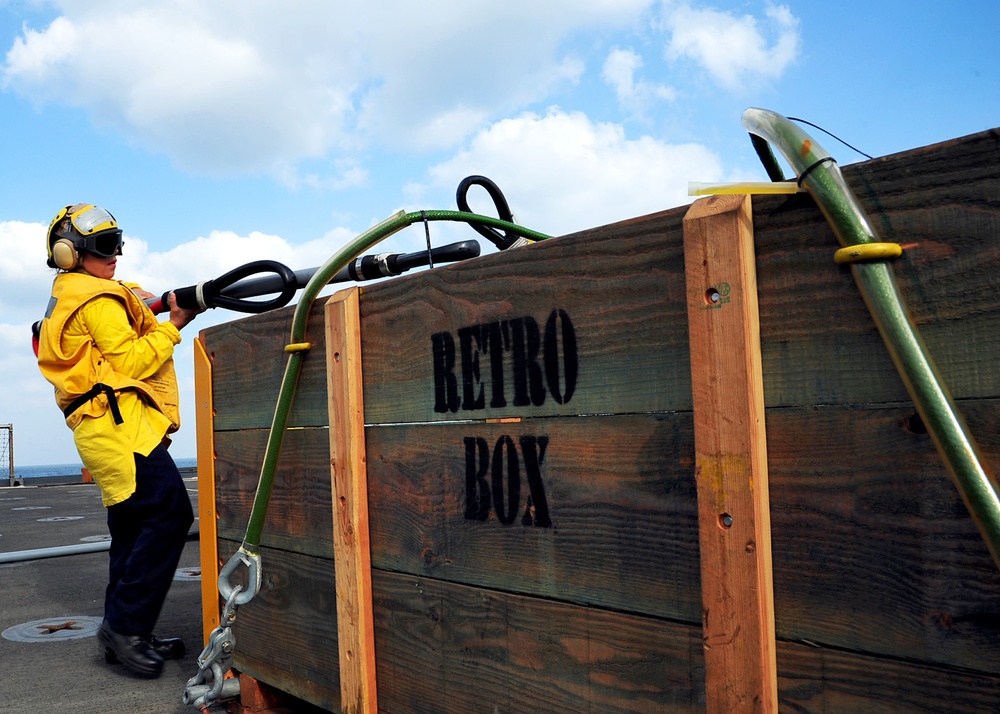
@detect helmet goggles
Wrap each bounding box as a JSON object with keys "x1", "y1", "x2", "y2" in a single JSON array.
[{"x1": 79, "y1": 227, "x2": 124, "y2": 258}]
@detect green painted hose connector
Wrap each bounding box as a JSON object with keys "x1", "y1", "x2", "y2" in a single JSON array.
[{"x1": 742, "y1": 107, "x2": 1000, "y2": 571}]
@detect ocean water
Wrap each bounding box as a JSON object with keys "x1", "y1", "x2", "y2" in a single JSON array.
[{"x1": 11, "y1": 456, "x2": 198, "y2": 480}]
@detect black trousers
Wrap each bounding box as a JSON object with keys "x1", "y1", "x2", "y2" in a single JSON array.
[{"x1": 104, "y1": 444, "x2": 194, "y2": 636}]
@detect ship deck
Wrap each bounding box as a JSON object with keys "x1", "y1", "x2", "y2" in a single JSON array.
[{"x1": 1, "y1": 471, "x2": 205, "y2": 714}]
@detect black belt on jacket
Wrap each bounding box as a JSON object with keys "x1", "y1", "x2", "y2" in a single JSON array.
[{"x1": 62, "y1": 383, "x2": 124, "y2": 425}]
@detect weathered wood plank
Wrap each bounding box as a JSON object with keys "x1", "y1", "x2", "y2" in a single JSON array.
[
  {"x1": 200, "y1": 301, "x2": 334, "y2": 431},
  {"x1": 363, "y1": 401, "x2": 1000, "y2": 673},
  {"x1": 210, "y1": 397, "x2": 1000, "y2": 675},
  {"x1": 684, "y1": 194, "x2": 777, "y2": 712},
  {"x1": 358, "y1": 209, "x2": 692, "y2": 424},
  {"x1": 213, "y1": 426, "x2": 334, "y2": 554},
  {"x1": 222, "y1": 547, "x2": 1000, "y2": 714},
  {"x1": 365, "y1": 413, "x2": 702, "y2": 623},
  {"x1": 218, "y1": 533, "x2": 1000, "y2": 714},
  {"x1": 766, "y1": 399, "x2": 1000, "y2": 673},
  {"x1": 234, "y1": 651, "x2": 340, "y2": 714},
  {"x1": 776, "y1": 639, "x2": 1000, "y2": 713},
  {"x1": 201, "y1": 127, "x2": 1000, "y2": 711},
  {"x1": 371, "y1": 571, "x2": 1000, "y2": 714},
  {"x1": 753, "y1": 129, "x2": 1000, "y2": 407},
  {"x1": 219, "y1": 539, "x2": 342, "y2": 711},
  {"x1": 324, "y1": 289, "x2": 377, "y2": 713},
  {"x1": 371, "y1": 570, "x2": 706, "y2": 714}
]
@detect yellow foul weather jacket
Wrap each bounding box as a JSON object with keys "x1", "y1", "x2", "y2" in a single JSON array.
[{"x1": 37, "y1": 271, "x2": 182, "y2": 506}]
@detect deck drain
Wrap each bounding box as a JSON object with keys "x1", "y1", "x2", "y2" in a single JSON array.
[
  {"x1": 37, "y1": 516, "x2": 85, "y2": 522},
  {"x1": 175, "y1": 566, "x2": 202, "y2": 582},
  {"x1": 2, "y1": 616, "x2": 102, "y2": 642}
]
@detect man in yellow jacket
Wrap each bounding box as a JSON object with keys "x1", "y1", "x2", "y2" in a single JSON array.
[{"x1": 36, "y1": 203, "x2": 203, "y2": 678}]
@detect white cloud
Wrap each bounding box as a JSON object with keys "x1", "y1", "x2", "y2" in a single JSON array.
[
  {"x1": 2, "y1": 0, "x2": 651, "y2": 177},
  {"x1": 0, "y1": 219, "x2": 54, "y2": 320},
  {"x1": 664, "y1": 2, "x2": 801, "y2": 89},
  {"x1": 0, "y1": 218, "x2": 83, "y2": 466},
  {"x1": 420, "y1": 108, "x2": 722, "y2": 237},
  {"x1": 0, "y1": 108, "x2": 721, "y2": 463},
  {"x1": 117, "y1": 225, "x2": 380, "y2": 322},
  {"x1": 0, "y1": 0, "x2": 787, "y2": 466},
  {"x1": 602, "y1": 47, "x2": 677, "y2": 116}
]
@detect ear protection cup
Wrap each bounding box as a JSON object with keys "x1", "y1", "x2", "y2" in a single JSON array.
[{"x1": 51, "y1": 238, "x2": 80, "y2": 270}]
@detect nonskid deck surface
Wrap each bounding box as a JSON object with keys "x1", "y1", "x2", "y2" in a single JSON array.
[{"x1": 0, "y1": 471, "x2": 204, "y2": 714}]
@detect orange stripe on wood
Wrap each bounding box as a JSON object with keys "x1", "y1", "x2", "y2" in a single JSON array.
[{"x1": 194, "y1": 334, "x2": 221, "y2": 646}]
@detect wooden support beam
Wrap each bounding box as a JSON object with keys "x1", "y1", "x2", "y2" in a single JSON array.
[
  {"x1": 194, "y1": 334, "x2": 221, "y2": 646},
  {"x1": 683, "y1": 194, "x2": 777, "y2": 713},
  {"x1": 325, "y1": 288, "x2": 378, "y2": 714}
]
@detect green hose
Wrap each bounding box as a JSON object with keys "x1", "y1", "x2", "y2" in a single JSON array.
[
  {"x1": 200, "y1": 209, "x2": 552, "y2": 704},
  {"x1": 240, "y1": 209, "x2": 551, "y2": 553},
  {"x1": 742, "y1": 108, "x2": 1000, "y2": 570}
]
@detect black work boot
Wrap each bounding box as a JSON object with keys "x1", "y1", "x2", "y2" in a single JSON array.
[
  {"x1": 98, "y1": 622, "x2": 164, "y2": 678},
  {"x1": 104, "y1": 634, "x2": 185, "y2": 663},
  {"x1": 147, "y1": 634, "x2": 185, "y2": 660}
]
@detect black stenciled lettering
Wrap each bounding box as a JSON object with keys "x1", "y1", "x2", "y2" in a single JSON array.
[
  {"x1": 483, "y1": 320, "x2": 510, "y2": 408},
  {"x1": 464, "y1": 437, "x2": 490, "y2": 520},
  {"x1": 544, "y1": 309, "x2": 577, "y2": 405},
  {"x1": 509, "y1": 317, "x2": 546, "y2": 407},
  {"x1": 490, "y1": 435, "x2": 520, "y2": 525},
  {"x1": 431, "y1": 332, "x2": 459, "y2": 413},
  {"x1": 458, "y1": 325, "x2": 486, "y2": 411},
  {"x1": 519, "y1": 436, "x2": 551, "y2": 527},
  {"x1": 463, "y1": 433, "x2": 553, "y2": 528},
  {"x1": 434, "y1": 310, "x2": 577, "y2": 413}
]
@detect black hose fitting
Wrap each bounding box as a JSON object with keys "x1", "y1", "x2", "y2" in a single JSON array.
[
  {"x1": 456, "y1": 175, "x2": 523, "y2": 250},
  {"x1": 166, "y1": 260, "x2": 298, "y2": 314}
]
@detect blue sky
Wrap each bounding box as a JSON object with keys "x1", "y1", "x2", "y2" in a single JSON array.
[{"x1": 1, "y1": 0, "x2": 997, "y2": 466}]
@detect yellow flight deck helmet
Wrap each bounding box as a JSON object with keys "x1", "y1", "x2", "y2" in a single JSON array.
[{"x1": 46, "y1": 203, "x2": 124, "y2": 270}]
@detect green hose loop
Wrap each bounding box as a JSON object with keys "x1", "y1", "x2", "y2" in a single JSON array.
[
  {"x1": 240, "y1": 209, "x2": 551, "y2": 552},
  {"x1": 742, "y1": 107, "x2": 1000, "y2": 571}
]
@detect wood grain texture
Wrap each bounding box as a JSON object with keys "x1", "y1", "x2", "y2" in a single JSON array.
[
  {"x1": 324, "y1": 289, "x2": 377, "y2": 713},
  {"x1": 371, "y1": 572, "x2": 1000, "y2": 714},
  {"x1": 234, "y1": 651, "x2": 339, "y2": 714},
  {"x1": 212, "y1": 400, "x2": 1000, "y2": 676},
  {"x1": 753, "y1": 129, "x2": 1000, "y2": 407},
  {"x1": 371, "y1": 570, "x2": 706, "y2": 714},
  {"x1": 220, "y1": 539, "x2": 341, "y2": 711},
  {"x1": 358, "y1": 208, "x2": 692, "y2": 423},
  {"x1": 775, "y1": 639, "x2": 1000, "y2": 713},
  {"x1": 213, "y1": 426, "x2": 334, "y2": 555},
  {"x1": 364, "y1": 414, "x2": 702, "y2": 623},
  {"x1": 684, "y1": 194, "x2": 777, "y2": 712},
  {"x1": 201, "y1": 302, "x2": 333, "y2": 430},
  {"x1": 766, "y1": 400, "x2": 1000, "y2": 674}
]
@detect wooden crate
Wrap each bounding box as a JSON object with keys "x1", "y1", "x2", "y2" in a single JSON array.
[{"x1": 196, "y1": 127, "x2": 1000, "y2": 713}]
